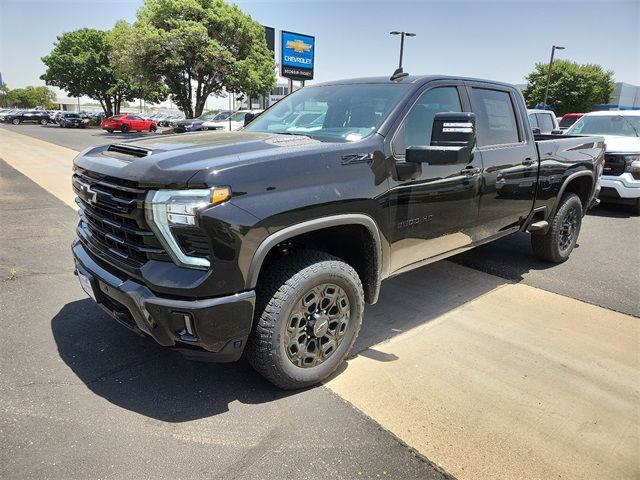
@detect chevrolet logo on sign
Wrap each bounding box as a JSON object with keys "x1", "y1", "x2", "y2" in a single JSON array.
[{"x1": 286, "y1": 39, "x2": 312, "y2": 53}]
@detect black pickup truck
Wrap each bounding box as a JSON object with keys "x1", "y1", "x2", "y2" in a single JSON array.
[{"x1": 72, "y1": 75, "x2": 604, "y2": 389}]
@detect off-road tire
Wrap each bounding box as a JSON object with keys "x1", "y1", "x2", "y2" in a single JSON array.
[
  {"x1": 245, "y1": 250, "x2": 364, "y2": 390},
  {"x1": 121, "y1": 124, "x2": 130, "y2": 133},
  {"x1": 532, "y1": 192, "x2": 583, "y2": 263}
]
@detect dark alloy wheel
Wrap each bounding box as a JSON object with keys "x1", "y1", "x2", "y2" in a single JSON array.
[
  {"x1": 532, "y1": 192, "x2": 583, "y2": 263},
  {"x1": 245, "y1": 250, "x2": 364, "y2": 389},
  {"x1": 121, "y1": 124, "x2": 130, "y2": 133},
  {"x1": 284, "y1": 283, "x2": 351, "y2": 368}
]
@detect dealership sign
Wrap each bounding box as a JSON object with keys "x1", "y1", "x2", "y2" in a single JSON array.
[{"x1": 281, "y1": 31, "x2": 315, "y2": 80}]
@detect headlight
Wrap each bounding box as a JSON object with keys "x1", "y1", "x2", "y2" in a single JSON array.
[
  {"x1": 145, "y1": 187, "x2": 231, "y2": 269},
  {"x1": 622, "y1": 155, "x2": 640, "y2": 179}
]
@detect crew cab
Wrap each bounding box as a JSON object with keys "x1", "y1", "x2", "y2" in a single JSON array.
[
  {"x1": 71, "y1": 75, "x2": 604, "y2": 389},
  {"x1": 566, "y1": 110, "x2": 640, "y2": 214},
  {"x1": 527, "y1": 109, "x2": 561, "y2": 134}
]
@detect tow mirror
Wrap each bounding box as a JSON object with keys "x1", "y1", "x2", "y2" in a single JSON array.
[{"x1": 406, "y1": 112, "x2": 476, "y2": 165}]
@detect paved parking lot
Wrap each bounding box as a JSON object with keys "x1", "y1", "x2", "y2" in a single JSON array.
[{"x1": 1, "y1": 124, "x2": 638, "y2": 479}]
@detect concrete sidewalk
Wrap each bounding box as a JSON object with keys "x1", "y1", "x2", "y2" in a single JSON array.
[
  {"x1": 327, "y1": 283, "x2": 640, "y2": 480},
  {"x1": 0, "y1": 127, "x2": 78, "y2": 209}
]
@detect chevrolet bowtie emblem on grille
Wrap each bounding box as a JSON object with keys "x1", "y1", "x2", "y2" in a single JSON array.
[
  {"x1": 82, "y1": 184, "x2": 98, "y2": 204},
  {"x1": 285, "y1": 39, "x2": 312, "y2": 53}
]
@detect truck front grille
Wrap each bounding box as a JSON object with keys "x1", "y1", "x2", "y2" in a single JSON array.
[
  {"x1": 73, "y1": 170, "x2": 170, "y2": 269},
  {"x1": 603, "y1": 154, "x2": 626, "y2": 176}
]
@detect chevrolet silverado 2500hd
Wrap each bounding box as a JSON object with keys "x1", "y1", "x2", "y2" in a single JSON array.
[{"x1": 72, "y1": 75, "x2": 604, "y2": 389}]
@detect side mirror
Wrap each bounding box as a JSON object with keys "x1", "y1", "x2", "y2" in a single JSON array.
[
  {"x1": 244, "y1": 112, "x2": 259, "y2": 126},
  {"x1": 531, "y1": 127, "x2": 541, "y2": 135},
  {"x1": 406, "y1": 112, "x2": 476, "y2": 165}
]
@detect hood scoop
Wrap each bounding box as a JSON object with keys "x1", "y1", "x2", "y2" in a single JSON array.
[{"x1": 104, "y1": 143, "x2": 152, "y2": 161}]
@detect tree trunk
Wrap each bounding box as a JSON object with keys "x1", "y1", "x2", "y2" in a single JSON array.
[{"x1": 104, "y1": 96, "x2": 113, "y2": 117}]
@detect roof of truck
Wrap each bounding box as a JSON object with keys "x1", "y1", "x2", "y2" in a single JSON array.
[{"x1": 313, "y1": 75, "x2": 517, "y2": 89}]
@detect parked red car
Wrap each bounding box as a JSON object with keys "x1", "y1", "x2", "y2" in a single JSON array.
[
  {"x1": 101, "y1": 114, "x2": 157, "y2": 133},
  {"x1": 559, "y1": 113, "x2": 585, "y2": 130}
]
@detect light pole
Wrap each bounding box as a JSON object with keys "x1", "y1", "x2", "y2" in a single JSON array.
[
  {"x1": 542, "y1": 45, "x2": 565, "y2": 110},
  {"x1": 390, "y1": 31, "x2": 416, "y2": 76}
]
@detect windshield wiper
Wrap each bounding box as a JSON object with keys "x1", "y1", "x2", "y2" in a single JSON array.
[
  {"x1": 270, "y1": 131, "x2": 311, "y2": 137},
  {"x1": 619, "y1": 116, "x2": 640, "y2": 137}
]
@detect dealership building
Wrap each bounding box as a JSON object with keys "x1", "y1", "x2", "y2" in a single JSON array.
[{"x1": 596, "y1": 82, "x2": 640, "y2": 110}]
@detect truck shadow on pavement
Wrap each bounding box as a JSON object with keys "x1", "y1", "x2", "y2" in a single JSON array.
[{"x1": 51, "y1": 261, "x2": 508, "y2": 422}]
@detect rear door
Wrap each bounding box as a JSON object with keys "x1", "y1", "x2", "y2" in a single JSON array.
[{"x1": 465, "y1": 83, "x2": 538, "y2": 235}]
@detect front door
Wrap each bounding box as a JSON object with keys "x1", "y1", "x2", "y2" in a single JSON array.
[{"x1": 386, "y1": 84, "x2": 483, "y2": 274}]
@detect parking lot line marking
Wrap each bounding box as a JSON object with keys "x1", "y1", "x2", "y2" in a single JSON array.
[
  {"x1": 0, "y1": 128, "x2": 78, "y2": 209},
  {"x1": 326, "y1": 282, "x2": 639, "y2": 480}
]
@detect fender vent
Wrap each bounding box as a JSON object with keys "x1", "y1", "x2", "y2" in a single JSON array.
[{"x1": 106, "y1": 144, "x2": 152, "y2": 158}]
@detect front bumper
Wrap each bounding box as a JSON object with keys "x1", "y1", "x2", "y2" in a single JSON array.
[
  {"x1": 72, "y1": 241, "x2": 256, "y2": 362},
  {"x1": 599, "y1": 173, "x2": 640, "y2": 199}
]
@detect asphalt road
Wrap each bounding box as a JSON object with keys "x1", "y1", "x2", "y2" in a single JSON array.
[
  {"x1": 3, "y1": 122, "x2": 638, "y2": 316},
  {"x1": 0, "y1": 160, "x2": 450, "y2": 480}
]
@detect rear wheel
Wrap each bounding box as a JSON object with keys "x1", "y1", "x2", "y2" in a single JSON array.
[
  {"x1": 121, "y1": 124, "x2": 130, "y2": 133},
  {"x1": 149, "y1": 125, "x2": 157, "y2": 133},
  {"x1": 245, "y1": 250, "x2": 364, "y2": 390},
  {"x1": 532, "y1": 193, "x2": 583, "y2": 263},
  {"x1": 106, "y1": 129, "x2": 113, "y2": 133},
  {"x1": 40, "y1": 118, "x2": 48, "y2": 125}
]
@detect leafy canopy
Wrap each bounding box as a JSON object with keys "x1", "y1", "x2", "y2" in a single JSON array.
[
  {"x1": 522, "y1": 60, "x2": 615, "y2": 116},
  {"x1": 112, "y1": 0, "x2": 276, "y2": 118},
  {"x1": 41, "y1": 28, "x2": 167, "y2": 116},
  {"x1": 1, "y1": 85, "x2": 56, "y2": 109}
]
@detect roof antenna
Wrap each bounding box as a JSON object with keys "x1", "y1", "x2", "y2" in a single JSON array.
[
  {"x1": 390, "y1": 67, "x2": 409, "y2": 81},
  {"x1": 389, "y1": 31, "x2": 415, "y2": 81}
]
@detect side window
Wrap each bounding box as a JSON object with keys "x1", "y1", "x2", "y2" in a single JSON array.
[
  {"x1": 537, "y1": 113, "x2": 554, "y2": 133},
  {"x1": 470, "y1": 88, "x2": 520, "y2": 146},
  {"x1": 392, "y1": 86, "x2": 462, "y2": 156},
  {"x1": 529, "y1": 113, "x2": 539, "y2": 129}
]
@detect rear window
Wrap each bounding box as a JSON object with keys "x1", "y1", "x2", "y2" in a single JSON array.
[
  {"x1": 559, "y1": 116, "x2": 580, "y2": 128},
  {"x1": 537, "y1": 113, "x2": 555, "y2": 133},
  {"x1": 110, "y1": 115, "x2": 124, "y2": 120}
]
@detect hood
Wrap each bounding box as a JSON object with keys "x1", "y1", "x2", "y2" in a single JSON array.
[
  {"x1": 73, "y1": 131, "x2": 326, "y2": 188},
  {"x1": 599, "y1": 135, "x2": 640, "y2": 154}
]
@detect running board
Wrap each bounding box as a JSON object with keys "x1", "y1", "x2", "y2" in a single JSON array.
[{"x1": 527, "y1": 220, "x2": 549, "y2": 232}]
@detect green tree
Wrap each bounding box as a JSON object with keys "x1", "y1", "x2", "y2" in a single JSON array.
[
  {"x1": 0, "y1": 83, "x2": 10, "y2": 107},
  {"x1": 522, "y1": 60, "x2": 615, "y2": 116},
  {"x1": 41, "y1": 28, "x2": 167, "y2": 116},
  {"x1": 112, "y1": 0, "x2": 276, "y2": 118},
  {"x1": 3, "y1": 86, "x2": 56, "y2": 108}
]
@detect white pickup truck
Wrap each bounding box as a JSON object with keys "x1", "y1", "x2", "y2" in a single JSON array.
[{"x1": 566, "y1": 111, "x2": 640, "y2": 215}]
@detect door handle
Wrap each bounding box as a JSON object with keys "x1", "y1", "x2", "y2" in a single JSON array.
[
  {"x1": 522, "y1": 158, "x2": 536, "y2": 167},
  {"x1": 460, "y1": 167, "x2": 481, "y2": 176}
]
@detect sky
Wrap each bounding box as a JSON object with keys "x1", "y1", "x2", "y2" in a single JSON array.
[{"x1": 1, "y1": 0, "x2": 638, "y2": 104}]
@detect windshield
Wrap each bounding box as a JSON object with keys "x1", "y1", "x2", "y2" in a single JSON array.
[
  {"x1": 245, "y1": 83, "x2": 410, "y2": 142},
  {"x1": 212, "y1": 111, "x2": 232, "y2": 121},
  {"x1": 559, "y1": 116, "x2": 580, "y2": 128},
  {"x1": 567, "y1": 114, "x2": 640, "y2": 137},
  {"x1": 197, "y1": 111, "x2": 218, "y2": 121},
  {"x1": 229, "y1": 111, "x2": 251, "y2": 122}
]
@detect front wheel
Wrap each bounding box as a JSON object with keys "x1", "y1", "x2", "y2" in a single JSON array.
[
  {"x1": 11, "y1": 118, "x2": 20, "y2": 125},
  {"x1": 532, "y1": 192, "x2": 583, "y2": 263},
  {"x1": 245, "y1": 250, "x2": 364, "y2": 390},
  {"x1": 149, "y1": 125, "x2": 157, "y2": 133},
  {"x1": 40, "y1": 119, "x2": 48, "y2": 125}
]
